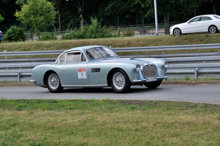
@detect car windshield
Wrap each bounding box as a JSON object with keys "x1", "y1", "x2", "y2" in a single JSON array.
[{"x1": 86, "y1": 47, "x2": 117, "y2": 60}]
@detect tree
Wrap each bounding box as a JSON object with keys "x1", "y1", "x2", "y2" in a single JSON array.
[
  {"x1": 200, "y1": 0, "x2": 220, "y2": 14},
  {"x1": 15, "y1": 0, "x2": 57, "y2": 38},
  {"x1": 16, "y1": 0, "x2": 27, "y2": 5},
  {"x1": 66, "y1": 0, "x2": 85, "y2": 30},
  {"x1": 100, "y1": 0, "x2": 143, "y2": 26},
  {"x1": 0, "y1": 14, "x2": 4, "y2": 22},
  {"x1": 51, "y1": 0, "x2": 64, "y2": 32}
]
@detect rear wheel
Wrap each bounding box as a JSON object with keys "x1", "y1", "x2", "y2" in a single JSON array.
[
  {"x1": 144, "y1": 80, "x2": 162, "y2": 89},
  {"x1": 209, "y1": 26, "x2": 217, "y2": 34},
  {"x1": 110, "y1": 69, "x2": 130, "y2": 93},
  {"x1": 173, "y1": 28, "x2": 181, "y2": 36},
  {"x1": 46, "y1": 72, "x2": 63, "y2": 93}
]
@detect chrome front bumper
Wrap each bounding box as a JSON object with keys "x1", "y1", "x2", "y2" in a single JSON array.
[{"x1": 133, "y1": 76, "x2": 168, "y2": 83}]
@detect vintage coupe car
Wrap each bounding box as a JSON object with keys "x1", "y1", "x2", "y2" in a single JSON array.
[
  {"x1": 30, "y1": 46, "x2": 168, "y2": 93},
  {"x1": 170, "y1": 14, "x2": 220, "y2": 36}
]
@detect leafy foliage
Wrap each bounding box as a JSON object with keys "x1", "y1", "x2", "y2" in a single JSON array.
[
  {"x1": 15, "y1": 0, "x2": 57, "y2": 37},
  {"x1": 4, "y1": 25, "x2": 26, "y2": 42},
  {"x1": 0, "y1": 14, "x2": 4, "y2": 22},
  {"x1": 62, "y1": 17, "x2": 112, "y2": 39},
  {"x1": 123, "y1": 28, "x2": 134, "y2": 37},
  {"x1": 39, "y1": 33, "x2": 57, "y2": 41}
]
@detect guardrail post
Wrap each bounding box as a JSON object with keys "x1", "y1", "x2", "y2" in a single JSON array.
[
  {"x1": 4, "y1": 50, "x2": 7, "y2": 60},
  {"x1": 195, "y1": 68, "x2": 199, "y2": 79},
  {"x1": 17, "y1": 73, "x2": 21, "y2": 82},
  {"x1": 163, "y1": 50, "x2": 165, "y2": 54}
]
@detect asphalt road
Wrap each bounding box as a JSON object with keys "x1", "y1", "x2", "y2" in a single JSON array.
[{"x1": 1, "y1": 84, "x2": 220, "y2": 104}]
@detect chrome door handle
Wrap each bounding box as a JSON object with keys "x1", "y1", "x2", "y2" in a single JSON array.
[{"x1": 61, "y1": 69, "x2": 66, "y2": 71}]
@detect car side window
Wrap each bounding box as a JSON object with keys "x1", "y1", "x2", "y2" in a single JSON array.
[
  {"x1": 59, "y1": 51, "x2": 86, "y2": 64},
  {"x1": 189, "y1": 17, "x2": 200, "y2": 23},
  {"x1": 201, "y1": 16, "x2": 212, "y2": 21},
  {"x1": 66, "y1": 52, "x2": 81, "y2": 63}
]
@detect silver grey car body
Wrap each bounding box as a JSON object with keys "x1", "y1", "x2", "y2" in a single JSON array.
[{"x1": 31, "y1": 45, "x2": 168, "y2": 93}]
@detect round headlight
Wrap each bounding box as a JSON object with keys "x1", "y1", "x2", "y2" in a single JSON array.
[
  {"x1": 135, "y1": 64, "x2": 141, "y2": 72},
  {"x1": 163, "y1": 61, "x2": 168, "y2": 68}
]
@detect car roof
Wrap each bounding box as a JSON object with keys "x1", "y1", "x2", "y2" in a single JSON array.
[
  {"x1": 64, "y1": 45, "x2": 107, "y2": 53},
  {"x1": 193, "y1": 14, "x2": 219, "y2": 18}
]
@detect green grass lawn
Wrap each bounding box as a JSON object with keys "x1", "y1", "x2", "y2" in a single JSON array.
[
  {"x1": 0, "y1": 99, "x2": 219, "y2": 145},
  {"x1": 1, "y1": 33, "x2": 220, "y2": 52}
]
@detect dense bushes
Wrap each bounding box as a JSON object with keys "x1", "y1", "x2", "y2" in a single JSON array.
[
  {"x1": 62, "y1": 17, "x2": 134, "y2": 40},
  {"x1": 123, "y1": 28, "x2": 135, "y2": 37},
  {"x1": 39, "y1": 33, "x2": 57, "y2": 41},
  {"x1": 4, "y1": 26, "x2": 26, "y2": 42}
]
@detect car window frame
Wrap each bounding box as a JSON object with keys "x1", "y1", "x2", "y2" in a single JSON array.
[{"x1": 56, "y1": 50, "x2": 87, "y2": 64}]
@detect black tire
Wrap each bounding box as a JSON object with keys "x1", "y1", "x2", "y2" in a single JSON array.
[
  {"x1": 208, "y1": 26, "x2": 218, "y2": 34},
  {"x1": 144, "y1": 80, "x2": 162, "y2": 89},
  {"x1": 173, "y1": 28, "x2": 181, "y2": 36},
  {"x1": 110, "y1": 69, "x2": 130, "y2": 93},
  {"x1": 46, "y1": 72, "x2": 63, "y2": 93}
]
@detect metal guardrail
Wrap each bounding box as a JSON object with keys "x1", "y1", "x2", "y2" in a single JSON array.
[
  {"x1": 1, "y1": 43, "x2": 220, "y2": 81},
  {"x1": 1, "y1": 43, "x2": 220, "y2": 59}
]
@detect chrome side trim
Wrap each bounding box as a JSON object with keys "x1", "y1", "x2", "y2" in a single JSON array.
[{"x1": 62, "y1": 84, "x2": 107, "y2": 88}]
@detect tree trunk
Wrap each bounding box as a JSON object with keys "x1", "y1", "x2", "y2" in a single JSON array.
[
  {"x1": 57, "y1": 9, "x2": 61, "y2": 32},
  {"x1": 163, "y1": 14, "x2": 169, "y2": 34},
  {"x1": 79, "y1": 8, "x2": 84, "y2": 30},
  {"x1": 77, "y1": 0, "x2": 84, "y2": 30},
  {"x1": 212, "y1": 2, "x2": 216, "y2": 14}
]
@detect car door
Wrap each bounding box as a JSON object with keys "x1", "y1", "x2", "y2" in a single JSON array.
[
  {"x1": 59, "y1": 51, "x2": 89, "y2": 86},
  {"x1": 184, "y1": 17, "x2": 201, "y2": 33},
  {"x1": 198, "y1": 16, "x2": 212, "y2": 32}
]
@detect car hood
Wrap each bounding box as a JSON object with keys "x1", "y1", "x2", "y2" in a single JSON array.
[{"x1": 171, "y1": 22, "x2": 187, "y2": 28}]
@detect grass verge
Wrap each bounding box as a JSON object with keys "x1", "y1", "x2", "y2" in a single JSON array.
[
  {"x1": 1, "y1": 33, "x2": 220, "y2": 52},
  {"x1": 0, "y1": 99, "x2": 219, "y2": 145}
]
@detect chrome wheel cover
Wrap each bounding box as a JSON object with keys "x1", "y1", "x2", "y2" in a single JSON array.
[
  {"x1": 112, "y1": 72, "x2": 125, "y2": 90},
  {"x1": 209, "y1": 26, "x2": 217, "y2": 34},
  {"x1": 173, "y1": 29, "x2": 181, "y2": 36},
  {"x1": 48, "y1": 73, "x2": 60, "y2": 90}
]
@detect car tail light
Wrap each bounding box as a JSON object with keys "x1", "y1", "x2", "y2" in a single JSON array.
[{"x1": 0, "y1": 31, "x2": 2, "y2": 34}]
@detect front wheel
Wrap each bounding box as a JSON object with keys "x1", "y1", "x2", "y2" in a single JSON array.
[
  {"x1": 46, "y1": 72, "x2": 63, "y2": 93},
  {"x1": 209, "y1": 26, "x2": 218, "y2": 34},
  {"x1": 173, "y1": 28, "x2": 181, "y2": 36},
  {"x1": 144, "y1": 80, "x2": 162, "y2": 89},
  {"x1": 110, "y1": 69, "x2": 130, "y2": 93}
]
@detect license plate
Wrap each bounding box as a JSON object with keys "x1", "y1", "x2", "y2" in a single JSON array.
[{"x1": 146, "y1": 77, "x2": 157, "y2": 82}]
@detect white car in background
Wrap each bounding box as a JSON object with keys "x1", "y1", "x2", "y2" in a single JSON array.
[{"x1": 170, "y1": 14, "x2": 220, "y2": 36}]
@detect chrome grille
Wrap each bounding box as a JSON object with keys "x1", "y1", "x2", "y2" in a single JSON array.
[{"x1": 142, "y1": 65, "x2": 157, "y2": 77}]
